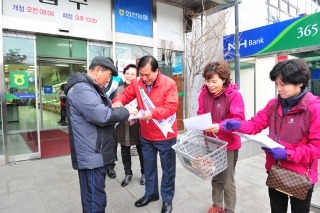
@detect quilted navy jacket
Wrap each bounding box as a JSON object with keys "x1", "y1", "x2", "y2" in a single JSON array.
[{"x1": 64, "y1": 72, "x2": 130, "y2": 170}]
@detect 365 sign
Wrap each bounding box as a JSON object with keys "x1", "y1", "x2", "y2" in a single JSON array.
[{"x1": 223, "y1": 12, "x2": 320, "y2": 60}]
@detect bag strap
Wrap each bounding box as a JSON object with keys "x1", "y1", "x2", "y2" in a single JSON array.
[
  {"x1": 304, "y1": 159, "x2": 314, "y2": 176},
  {"x1": 277, "y1": 159, "x2": 314, "y2": 176}
]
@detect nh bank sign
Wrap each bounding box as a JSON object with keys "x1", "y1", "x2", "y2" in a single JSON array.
[{"x1": 223, "y1": 12, "x2": 320, "y2": 60}]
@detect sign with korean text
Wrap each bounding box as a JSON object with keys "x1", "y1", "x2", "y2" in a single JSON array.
[
  {"x1": 3, "y1": 0, "x2": 111, "y2": 30},
  {"x1": 114, "y1": 0, "x2": 152, "y2": 37},
  {"x1": 224, "y1": 12, "x2": 320, "y2": 60}
]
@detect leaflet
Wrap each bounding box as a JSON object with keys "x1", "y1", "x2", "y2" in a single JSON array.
[
  {"x1": 233, "y1": 132, "x2": 284, "y2": 149},
  {"x1": 128, "y1": 110, "x2": 145, "y2": 120},
  {"x1": 183, "y1": 113, "x2": 212, "y2": 131}
]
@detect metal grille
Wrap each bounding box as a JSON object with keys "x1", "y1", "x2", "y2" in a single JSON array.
[{"x1": 172, "y1": 133, "x2": 228, "y2": 180}]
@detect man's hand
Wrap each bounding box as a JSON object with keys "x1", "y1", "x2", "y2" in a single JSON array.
[
  {"x1": 125, "y1": 106, "x2": 138, "y2": 116},
  {"x1": 112, "y1": 101, "x2": 123, "y2": 107},
  {"x1": 140, "y1": 110, "x2": 152, "y2": 121},
  {"x1": 205, "y1": 123, "x2": 220, "y2": 133}
]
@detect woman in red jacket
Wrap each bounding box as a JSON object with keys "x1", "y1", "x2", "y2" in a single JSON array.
[{"x1": 198, "y1": 61, "x2": 245, "y2": 213}]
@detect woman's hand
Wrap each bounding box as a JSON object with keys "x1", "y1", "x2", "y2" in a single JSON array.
[{"x1": 205, "y1": 123, "x2": 220, "y2": 133}]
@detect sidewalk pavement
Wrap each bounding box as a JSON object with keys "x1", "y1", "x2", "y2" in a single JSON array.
[{"x1": 0, "y1": 147, "x2": 319, "y2": 213}]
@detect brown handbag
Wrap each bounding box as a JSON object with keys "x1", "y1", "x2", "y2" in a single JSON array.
[{"x1": 266, "y1": 160, "x2": 313, "y2": 200}]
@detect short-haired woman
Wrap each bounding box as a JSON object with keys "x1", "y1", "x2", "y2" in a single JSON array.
[
  {"x1": 115, "y1": 64, "x2": 145, "y2": 187},
  {"x1": 223, "y1": 58, "x2": 320, "y2": 213},
  {"x1": 198, "y1": 61, "x2": 245, "y2": 213}
]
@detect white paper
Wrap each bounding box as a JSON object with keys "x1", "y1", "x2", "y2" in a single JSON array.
[
  {"x1": 233, "y1": 132, "x2": 284, "y2": 149},
  {"x1": 128, "y1": 110, "x2": 145, "y2": 120},
  {"x1": 183, "y1": 113, "x2": 212, "y2": 131}
]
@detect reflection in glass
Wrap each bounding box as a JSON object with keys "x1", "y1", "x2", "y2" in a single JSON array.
[
  {"x1": 88, "y1": 45, "x2": 112, "y2": 64},
  {"x1": 115, "y1": 43, "x2": 152, "y2": 76}
]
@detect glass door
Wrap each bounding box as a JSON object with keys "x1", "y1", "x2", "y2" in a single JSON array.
[
  {"x1": 36, "y1": 60, "x2": 86, "y2": 158},
  {"x1": 3, "y1": 36, "x2": 40, "y2": 161}
]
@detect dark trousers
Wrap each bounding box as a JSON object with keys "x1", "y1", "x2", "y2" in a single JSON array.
[
  {"x1": 78, "y1": 165, "x2": 109, "y2": 213},
  {"x1": 141, "y1": 137, "x2": 176, "y2": 202},
  {"x1": 60, "y1": 106, "x2": 67, "y2": 122},
  {"x1": 121, "y1": 144, "x2": 144, "y2": 175},
  {"x1": 269, "y1": 185, "x2": 314, "y2": 213},
  {"x1": 108, "y1": 142, "x2": 118, "y2": 170}
]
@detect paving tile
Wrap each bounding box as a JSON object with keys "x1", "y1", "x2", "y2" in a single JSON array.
[
  {"x1": 0, "y1": 194, "x2": 9, "y2": 210},
  {"x1": 9, "y1": 201, "x2": 45, "y2": 213},
  {"x1": 42, "y1": 199, "x2": 81, "y2": 213},
  {"x1": 107, "y1": 186, "x2": 141, "y2": 211},
  {"x1": 0, "y1": 181, "x2": 8, "y2": 196},
  {"x1": 8, "y1": 177, "x2": 37, "y2": 193},
  {"x1": 9, "y1": 188, "x2": 41, "y2": 207},
  {"x1": 0, "y1": 208, "x2": 9, "y2": 213},
  {"x1": 38, "y1": 185, "x2": 72, "y2": 203}
]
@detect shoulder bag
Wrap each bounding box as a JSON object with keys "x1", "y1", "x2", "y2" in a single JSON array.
[{"x1": 266, "y1": 160, "x2": 313, "y2": 200}]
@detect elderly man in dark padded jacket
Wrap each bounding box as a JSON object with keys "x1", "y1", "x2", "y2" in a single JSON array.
[{"x1": 64, "y1": 56, "x2": 137, "y2": 213}]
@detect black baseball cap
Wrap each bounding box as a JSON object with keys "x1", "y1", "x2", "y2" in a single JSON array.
[{"x1": 90, "y1": 56, "x2": 118, "y2": 76}]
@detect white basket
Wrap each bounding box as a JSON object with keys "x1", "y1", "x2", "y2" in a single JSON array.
[{"x1": 172, "y1": 132, "x2": 228, "y2": 180}]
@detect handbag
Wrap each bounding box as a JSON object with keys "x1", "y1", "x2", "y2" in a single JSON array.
[{"x1": 266, "y1": 160, "x2": 313, "y2": 200}]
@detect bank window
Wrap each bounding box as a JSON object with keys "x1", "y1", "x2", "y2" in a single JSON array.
[
  {"x1": 268, "y1": 6, "x2": 279, "y2": 22},
  {"x1": 280, "y1": 12, "x2": 289, "y2": 21},
  {"x1": 290, "y1": 0, "x2": 297, "y2": 7},
  {"x1": 307, "y1": 2, "x2": 312, "y2": 14},
  {"x1": 298, "y1": 0, "x2": 307, "y2": 14},
  {"x1": 280, "y1": 0, "x2": 289, "y2": 12},
  {"x1": 289, "y1": 5, "x2": 297, "y2": 16},
  {"x1": 270, "y1": 0, "x2": 278, "y2": 7}
]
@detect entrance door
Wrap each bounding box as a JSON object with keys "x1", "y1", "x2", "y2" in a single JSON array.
[
  {"x1": 3, "y1": 35, "x2": 40, "y2": 162},
  {"x1": 36, "y1": 59, "x2": 86, "y2": 158}
]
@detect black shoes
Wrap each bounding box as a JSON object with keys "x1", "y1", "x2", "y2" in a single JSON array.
[
  {"x1": 134, "y1": 196, "x2": 159, "y2": 207},
  {"x1": 107, "y1": 169, "x2": 116, "y2": 179},
  {"x1": 161, "y1": 202, "x2": 173, "y2": 213},
  {"x1": 140, "y1": 174, "x2": 145, "y2": 185},
  {"x1": 121, "y1": 174, "x2": 132, "y2": 187}
]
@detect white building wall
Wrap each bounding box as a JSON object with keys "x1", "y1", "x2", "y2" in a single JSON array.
[
  {"x1": 255, "y1": 56, "x2": 277, "y2": 111},
  {"x1": 225, "y1": 0, "x2": 267, "y2": 35},
  {"x1": 157, "y1": 2, "x2": 184, "y2": 43},
  {"x1": 231, "y1": 67, "x2": 255, "y2": 120}
]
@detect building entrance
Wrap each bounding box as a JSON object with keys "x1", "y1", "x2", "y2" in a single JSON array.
[{"x1": 1, "y1": 33, "x2": 87, "y2": 163}]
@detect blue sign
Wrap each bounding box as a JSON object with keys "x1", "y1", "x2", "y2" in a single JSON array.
[
  {"x1": 114, "y1": 0, "x2": 152, "y2": 37},
  {"x1": 173, "y1": 53, "x2": 183, "y2": 74},
  {"x1": 44, "y1": 85, "x2": 53, "y2": 94},
  {"x1": 15, "y1": 94, "x2": 36, "y2": 99},
  {"x1": 223, "y1": 17, "x2": 303, "y2": 60},
  {"x1": 312, "y1": 68, "x2": 320, "y2": 80}
]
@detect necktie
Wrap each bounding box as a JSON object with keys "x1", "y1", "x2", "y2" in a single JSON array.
[{"x1": 147, "y1": 85, "x2": 152, "y2": 94}]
